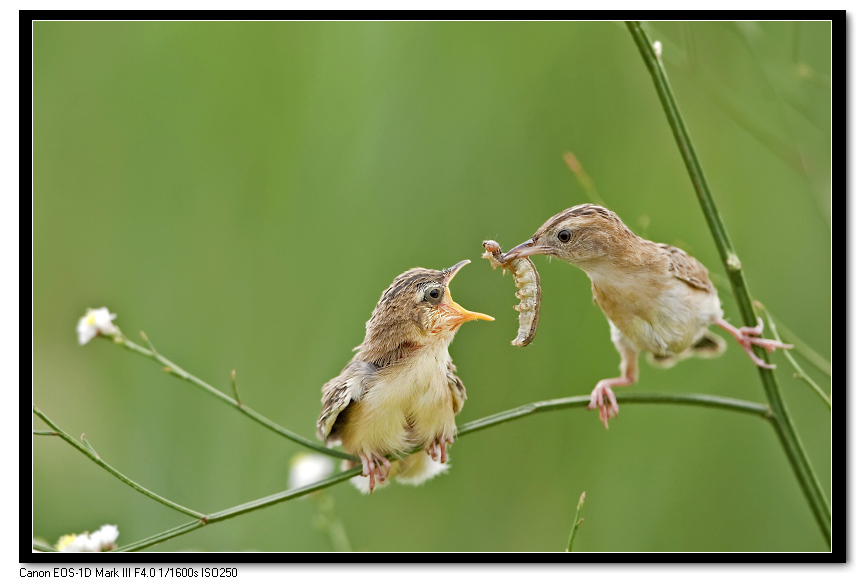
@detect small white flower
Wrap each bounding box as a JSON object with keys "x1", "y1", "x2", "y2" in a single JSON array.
[
  {"x1": 56, "y1": 524, "x2": 119, "y2": 552},
  {"x1": 90, "y1": 524, "x2": 119, "y2": 550},
  {"x1": 77, "y1": 307, "x2": 118, "y2": 345},
  {"x1": 56, "y1": 533, "x2": 79, "y2": 552},
  {"x1": 652, "y1": 40, "x2": 663, "y2": 59},
  {"x1": 57, "y1": 532, "x2": 99, "y2": 552},
  {"x1": 288, "y1": 453, "x2": 334, "y2": 490}
]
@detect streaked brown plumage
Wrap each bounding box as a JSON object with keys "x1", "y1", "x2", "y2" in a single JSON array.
[
  {"x1": 503, "y1": 204, "x2": 792, "y2": 427},
  {"x1": 317, "y1": 260, "x2": 493, "y2": 492}
]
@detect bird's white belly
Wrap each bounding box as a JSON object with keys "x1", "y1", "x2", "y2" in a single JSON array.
[
  {"x1": 346, "y1": 348, "x2": 455, "y2": 456},
  {"x1": 594, "y1": 275, "x2": 721, "y2": 356}
]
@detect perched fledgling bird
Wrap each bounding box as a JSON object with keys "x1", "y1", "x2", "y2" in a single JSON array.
[
  {"x1": 317, "y1": 260, "x2": 493, "y2": 493},
  {"x1": 502, "y1": 204, "x2": 792, "y2": 428}
]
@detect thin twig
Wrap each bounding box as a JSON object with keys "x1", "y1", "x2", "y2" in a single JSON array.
[
  {"x1": 710, "y1": 273, "x2": 831, "y2": 378},
  {"x1": 758, "y1": 303, "x2": 830, "y2": 409},
  {"x1": 626, "y1": 21, "x2": 830, "y2": 546},
  {"x1": 230, "y1": 369, "x2": 241, "y2": 405},
  {"x1": 80, "y1": 434, "x2": 99, "y2": 459},
  {"x1": 769, "y1": 317, "x2": 831, "y2": 379},
  {"x1": 728, "y1": 22, "x2": 830, "y2": 227},
  {"x1": 113, "y1": 468, "x2": 362, "y2": 552},
  {"x1": 111, "y1": 334, "x2": 357, "y2": 461},
  {"x1": 458, "y1": 392, "x2": 770, "y2": 437},
  {"x1": 71, "y1": 329, "x2": 769, "y2": 551},
  {"x1": 32, "y1": 541, "x2": 56, "y2": 552},
  {"x1": 108, "y1": 391, "x2": 768, "y2": 551},
  {"x1": 33, "y1": 405, "x2": 204, "y2": 520},
  {"x1": 656, "y1": 29, "x2": 806, "y2": 175},
  {"x1": 563, "y1": 152, "x2": 609, "y2": 208},
  {"x1": 566, "y1": 491, "x2": 586, "y2": 552}
]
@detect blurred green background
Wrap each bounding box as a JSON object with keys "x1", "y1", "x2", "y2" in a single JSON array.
[{"x1": 33, "y1": 21, "x2": 831, "y2": 552}]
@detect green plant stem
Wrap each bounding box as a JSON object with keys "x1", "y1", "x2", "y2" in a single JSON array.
[
  {"x1": 459, "y1": 392, "x2": 769, "y2": 436},
  {"x1": 311, "y1": 494, "x2": 353, "y2": 552},
  {"x1": 759, "y1": 304, "x2": 831, "y2": 409},
  {"x1": 111, "y1": 334, "x2": 357, "y2": 462},
  {"x1": 566, "y1": 491, "x2": 586, "y2": 552},
  {"x1": 627, "y1": 21, "x2": 830, "y2": 546},
  {"x1": 711, "y1": 273, "x2": 830, "y2": 378},
  {"x1": 32, "y1": 541, "x2": 56, "y2": 552},
  {"x1": 114, "y1": 468, "x2": 361, "y2": 552},
  {"x1": 770, "y1": 317, "x2": 831, "y2": 378},
  {"x1": 32, "y1": 404, "x2": 204, "y2": 520},
  {"x1": 563, "y1": 151, "x2": 609, "y2": 208},
  {"x1": 109, "y1": 391, "x2": 767, "y2": 551}
]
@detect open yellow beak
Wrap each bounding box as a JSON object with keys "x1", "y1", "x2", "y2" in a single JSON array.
[
  {"x1": 444, "y1": 287, "x2": 495, "y2": 323},
  {"x1": 441, "y1": 260, "x2": 494, "y2": 325}
]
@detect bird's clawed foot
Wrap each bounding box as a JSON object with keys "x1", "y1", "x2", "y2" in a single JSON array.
[
  {"x1": 360, "y1": 453, "x2": 391, "y2": 491},
  {"x1": 714, "y1": 317, "x2": 793, "y2": 369},
  {"x1": 587, "y1": 382, "x2": 620, "y2": 429},
  {"x1": 426, "y1": 434, "x2": 454, "y2": 464}
]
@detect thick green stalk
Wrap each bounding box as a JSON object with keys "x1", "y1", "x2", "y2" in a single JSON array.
[{"x1": 626, "y1": 21, "x2": 830, "y2": 545}]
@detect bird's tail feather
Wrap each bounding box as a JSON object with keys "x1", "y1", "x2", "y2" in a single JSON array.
[
  {"x1": 691, "y1": 331, "x2": 726, "y2": 356},
  {"x1": 647, "y1": 331, "x2": 726, "y2": 369}
]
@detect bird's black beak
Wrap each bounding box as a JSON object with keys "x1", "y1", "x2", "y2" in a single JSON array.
[{"x1": 502, "y1": 238, "x2": 544, "y2": 262}]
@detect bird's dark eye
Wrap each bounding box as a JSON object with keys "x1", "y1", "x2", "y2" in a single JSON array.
[
  {"x1": 557, "y1": 229, "x2": 572, "y2": 243},
  {"x1": 424, "y1": 287, "x2": 443, "y2": 304}
]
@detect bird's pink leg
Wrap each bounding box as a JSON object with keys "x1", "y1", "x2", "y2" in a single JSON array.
[
  {"x1": 713, "y1": 317, "x2": 793, "y2": 369},
  {"x1": 588, "y1": 336, "x2": 638, "y2": 428},
  {"x1": 426, "y1": 434, "x2": 454, "y2": 464},
  {"x1": 359, "y1": 453, "x2": 391, "y2": 491},
  {"x1": 439, "y1": 434, "x2": 453, "y2": 464},
  {"x1": 587, "y1": 376, "x2": 632, "y2": 429},
  {"x1": 372, "y1": 453, "x2": 391, "y2": 480},
  {"x1": 360, "y1": 456, "x2": 376, "y2": 491}
]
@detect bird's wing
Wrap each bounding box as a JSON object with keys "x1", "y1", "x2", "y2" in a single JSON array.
[
  {"x1": 660, "y1": 244, "x2": 713, "y2": 292},
  {"x1": 316, "y1": 360, "x2": 378, "y2": 444},
  {"x1": 446, "y1": 356, "x2": 467, "y2": 415}
]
